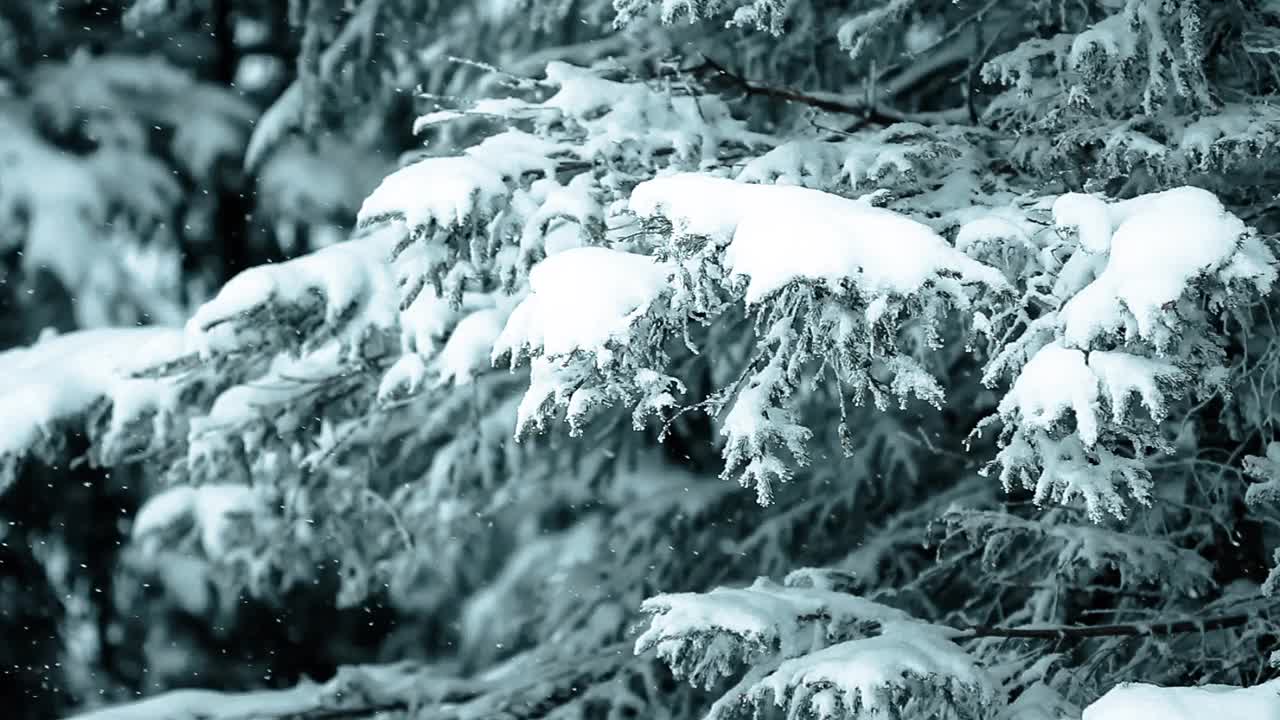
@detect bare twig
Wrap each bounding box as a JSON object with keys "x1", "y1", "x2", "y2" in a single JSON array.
[
  {"x1": 961, "y1": 612, "x2": 1262, "y2": 640},
  {"x1": 693, "y1": 55, "x2": 905, "y2": 125}
]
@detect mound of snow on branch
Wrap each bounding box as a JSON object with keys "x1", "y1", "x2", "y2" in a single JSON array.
[
  {"x1": 1052, "y1": 187, "x2": 1275, "y2": 347},
  {"x1": 637, "y1": 577, "x2": 911, "y2": 659},
  {"x1": 630, "y1": 173, "x2": 1007, "y2": 303},
  {"x1": 357, "y1": 131, "x2": 559, "y2": 230},
  {"x1": 1081, "y1": 679, "x2": 1280, "y2": 720},
  {"x1": 495, "y1": 246, "x2": 672, "y2": 363},
  {"x1": 0, "y1": 328, "x2": 185, "y2": 463},
  {"x1": 1000, "y1": 342, "x2": 1184, "y2": 447},
  {"x1": 185, "y1": 227, "x2": 400, "y2": 356},
  {"x1": 752, "y1": 622, "x2": 995, "y2": 720}
]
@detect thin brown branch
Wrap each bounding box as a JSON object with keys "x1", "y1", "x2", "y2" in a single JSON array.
[
  {"x1": 693, "y1": 55, "x2": 969, "y2": 126},
  {"x1": 692, "y1": 56, "x2": 889, "y2": 124},
  {"x1": 961, "y1": 612, "x2": 1260, "y2": 640},
  {"x1": 695, "y1": 55, "x2": 875, "y2": 116}
]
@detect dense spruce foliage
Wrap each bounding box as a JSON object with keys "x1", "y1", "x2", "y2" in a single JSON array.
[{"x1": 4, "y1": 1, "x2": 1280, "y2": 718}]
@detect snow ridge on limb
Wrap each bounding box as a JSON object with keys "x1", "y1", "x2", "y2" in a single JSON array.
[
  {"x1": 0, "y1": 328, "x2": 188, "y2": 490},
  {"x1": 749, "y1": 622, "x2": 995, "y2": 720},
  {"x1": 369, "y1": 64, "x2": 768, "y2": 447},
  {"x1": 636, "y1": 577, "x2": 911, "y2": 687},
  {"x1": 1081, "y1": 679, "x2": 1280, "y2": 720},
  {"x1": 493, "y1": 246, "x2": 682, "y2": 437},
  {"x1": 630, "y1": 173, "x2": 1006, "y2": 303},
  {"x1": 366, "y1": 61, "x2": 762, "y2": 323},
  {"x1": 965, "y1": 186, "x2": 1277, "y2": 520},
  {"x1": 184, "y1": 225, "x2": 401, "y2": 360},
  {"x1": 637, "y1": 571, "x2": 996, "y2": 720},
  {"x1": 625, "y1": 172, "x2": 1006, "y2": 502}
]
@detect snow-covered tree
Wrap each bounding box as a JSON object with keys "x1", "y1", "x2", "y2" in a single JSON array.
[{"x1": 5, "y1": 0, "x2": 1280, "y2": 718}]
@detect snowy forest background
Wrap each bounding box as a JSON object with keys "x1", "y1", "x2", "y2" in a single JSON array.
[{"x1": 4, "y1": 0, "x2": 1280, "y2": 718}]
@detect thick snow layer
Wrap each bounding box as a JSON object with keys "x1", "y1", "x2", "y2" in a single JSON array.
[
  {"x1": 954, "y1": 212, "x2": 1038, "y2": 255},
  {"x1": 185, "y1": 227, "x2": 400, "y2": 355},
  {"x1": 630, "y1": 173, "x2": 1007, "y2": 303},
  {"x1": 542, "y1": 62, "x2": 759, "y2": 161},
  {"x1": 495, "y1": 247, "x2": 671, "y2": 362},
  {"x1": 0, "y1": 328, "x2": 185, "y2": 460},
  {"x1": 1067, "y1": 12, "x2": 1137, "y2": 80},
  {"x1": 1052, "y1": 193, "x2": 1114, "y2": 254},
  {"x1": 357, "y1": 130, "x2": 559, "y2": 229},
  {"x1": 132, "y1": 483, "x2": 262, "y2": 559},
  {"x1": 637, "y1": 577, "x2": 911, "y2": 658},
  {"x1": 754, "y1": 621, "x2": 993, "y2": 717},
  {"x1": 0, "y1": 116, "x2": 108, "y2": 291},
  {"x1": 132, "y1": 485, "x2": 198, "y2": 538},
  {"x1": 68, "y1": 661, "x2": 434, "y2": 720},
  {"x1": 1087, "y1": 350, "x2": 1181, "y2": 422},
  {"x1": 735, "y1": 126, "x2": 966, "y2": 193},
  {"x1": 438, "y1": 308, "x2": 506, "y2": 385},
  {"x1": 999, "y1": 342, "x2": 1183, "y2": 446},
  {"x1": 1179, "y1": 104, "x2": 1280, "y2": 164},
  {"x1": 399, "y1": 284, "x2": 462, "y2": 357},
  {"x1": 1005, "y1": 682, "x2": 1081, "y2": 720},
  {"x1": 737, "y1": 140, "x2": 845, "y2": 188},
  {"x1": 998, "y1": 343, "x2": 1100, "y2": 445},
  {"x1": 1082, "y1": 679, "x2": 1280, "y2": 720},
  {"x1": 30, "y1": 53, "x2": 255, "y2": 182},
  {"x1": 1054, "y1": 187, "x2": 1274, "y2": 347},
  {"x1": 67, "y1": 685, "x2": 321, "y2": 720}
]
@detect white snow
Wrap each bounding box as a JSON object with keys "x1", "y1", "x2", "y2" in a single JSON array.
[
  {"x1": 997, "y1": 342, "x2": 1099, "y2": 444},
  {"x1": 1087, "y1": 350, "x2": 1182, "y2": 423},
  {"x1": 0, "y1": 115, "x2": 108, "y2": 293},
  {"x1": 256, "y1": 135, "x2": 389, "y2": 228},
  {"x1": 1004, "y1": 682, "x2": 1082, "y2": 720},
  {"x1": 630, "y1": 172, "x2": 750, "y2": 240},
  {"x1": 541, "y1": 62, "x2": 760, "y2": 161},
  {"x1": 67, "y1": 685, "x2": 322, "y2": 720},
  {"x1": 630, "y1": 173, "x2": 1007, "y2": 304},
  {"x1": 999, "y1": 341, "x2": 1183, "y2": 447},
  {"x1": 637, "y1": 577, "x2": 911, "y2": 659},
  {"x1": 357, "y1": 130, "x2": 559, "y2": 229},
  {"x1": 753, "y1": 621, "x2": 994, "y2": 718},
  {"x1": 1082, "y1": 679, "x2": 1280, "y2": 720},
  {"x1": 30, "y1": 53, "x2": 255, "y2": 182},
  {"x1": 1179, "y1": 104, "x2": 1280, "y2": 165},
  {"x1": 131, "y1": 485, "x2": 199, "y2": 539},
  {"x1": 737, "y1": 140, "x2": 844, "y2": 188},
  {"x1": 398, "y1": 283, "x2": 462, "y2": 357},
  {"x1": 0, "y1": 328, "x2": 185, "y2": 461},
  {"x1": 955, "y1": 213, "x2": 1037, "y2": 254},
  {"x1": 185, "y1": 227, "x2": 400, "y2": 355},
  {"x1": 495, "y1": 246, "x2": 672, "y2": 362},
  {"x1": 1068, "y1": 12, "x2": 1137, "y2": 77},
  {"x1": 1054, "y1": 187, "x2": 1272, "y2": 347},
  {"x1": 438, "y1": 308, "x2": 506, "y2": 385},
  {"x1": 378, "y1": 353, "x2": 430, "y2": 402},
  {"x1": 1052, "y1": 193, "x2": 1114, "y2": 254},
  {"x1": 132, "y1": 483, "x2": 263, "y2": 559}
]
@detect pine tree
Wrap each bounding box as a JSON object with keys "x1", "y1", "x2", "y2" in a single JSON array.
[{"x1": 5, "y1": 1, "x2": 1280, "y2": 718}]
